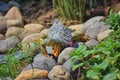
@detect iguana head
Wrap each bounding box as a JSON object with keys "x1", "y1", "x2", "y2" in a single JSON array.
[{"x1": 48, "y1": 19, "x2": 73, "y2": 46}]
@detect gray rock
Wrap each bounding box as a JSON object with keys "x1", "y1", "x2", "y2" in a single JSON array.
[
  {"x1": 48, "y1": 65, "x2": 70, "y2": 80},
  {"x1": 85, "y1": 39, "x2": 99, "y2": 49},
  {"x1": 0, "y1": 51, "x2": 23, "y2": 64},
  {"x1": 46, "y1": 46, "x2": 54, "y2": 54},
  {"x1": 0, "y1": 78, "x2": 12, "y2": 80},
  {"x1": 8, "y1": 1, "x2": 21, "y2": 8},
  {"x1": 63, "y1": 59, "x2": 74, "y2": 72},
  {"x1": 0, "y1": 12, "x2": 3, "y2": 16},
  {"x1": 22, "y1": 54, "x2": 56, "y2": 72},
  {"x1": 63, "y1": 59, "x2": 80, "y2": 79},
  {"x1": 0, "y1": 16, "x2": 7, "y2": 34},
  {"x1": 58, "y1": 47, "x2": 76, "y2": 64},
  {"x1": 85, "y1": 21, "x2": 104, "y2": 39},
  {"x1": 82, "y1": 16, "x2": 105, "y2": 33},
  {"x1": 0, "y1": 54, "x2": 6, "y2": 63},
  {"x1": 0, "y1": 36, "x2": 19, "y2": 53},
  {"x1": 14, "y1": 50, "x2": 23, "y2": 60},
  {"x1": 0, "y1": 2, "x2": 12, "y2": 14},
  {"x1": 82, "y1": 16, "x2": 110, "y2": 39}
]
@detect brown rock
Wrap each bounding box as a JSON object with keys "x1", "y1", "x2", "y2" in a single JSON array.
[
  {"x1": 5, "y1": 6, "x2": 23, "y2": 20},
  {"x1": 5, "y1": 27, "x2": 33, "y2": 40},
  {"x1": 39, "y1": 29, "x2": 49, "y2": 39},
  {"x1": 0, "y1": 16, "x2": 7, "y2": 34},
  {"x1": 22, "y1": 29, "x2": 49, "y2": 53},
  {"x1": 24, "y1": 23, "x2": 44, "y2": 33},
  {"x1": 22, "y1": 33, "x2": 41, "y2": 43},
  {"x1": 0, "y1": 34, "x2": 5, "y2": 40},
  {"x1": 118, "y1": 10, "x2": 120, "y2": 14},
  {"x1": 15, "y1": 69, "x2": 48, "y2": 80},
  {"x1": 97, "y1": 30, "x2": 113, "y2": 42},
  {"x1": 68, "y1": 24, "x2": 83, "y2": 31},
  {"x1": 48, "y1": 65, "x2": 70, "y2": 80},
  {"x1": 6, "y1": 19, "x2": 24, "y2": 28}
]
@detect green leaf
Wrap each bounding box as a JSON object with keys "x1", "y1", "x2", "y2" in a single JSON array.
[
  {"x1": 103, "y1": 72, "x2": 117, "y2": 80},
  {"x1": 98, "y1": 60, "x2": 109, "y2": 70},
  {"x1": 86, "y1": 70, "x2": 100, "y2": 79},
  {"x1": 72, "y1": 63, "x2": 84, "y2": 71}
]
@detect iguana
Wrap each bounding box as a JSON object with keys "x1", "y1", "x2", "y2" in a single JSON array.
[{"x1": 39, "y1": 19, "x2": 73, "y2": 57}]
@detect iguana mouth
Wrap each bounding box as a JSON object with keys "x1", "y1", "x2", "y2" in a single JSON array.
[{"x1": 63, "y1": 37, "x2": 73, "y2": 46}]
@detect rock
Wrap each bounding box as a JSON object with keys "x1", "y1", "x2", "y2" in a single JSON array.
[
  {"x1": 6, "y1": 19, "x2": 24, "y2": 28},
  {"x1": 39, "y1": 29, "x2": 49, "y2": 39},
  {"x1": 24, "y1": 23, "x2": 44, "y2": 32},
  {"x1": 15, "y1": 69, "x2": 48, "y2": 80},
  {"x1": 85, "y1": 21, "x2": 110, "y2": 39},
  {"x1": 48, "y1": 65, "x2": 70, "y2": 80},
  {"x1": 0, "y1": 78, "x2": 12, "y2": 80},
  {"x1": 0, "y1": 34, "x2": 5, "y2": 40},
  {"x1": 0, "y1": 54, "x2": 6, "y2": 63},
  {"x1": 8, "y1": 1, "x2": 21, "y2": 8},
  {"x1": 0, "y1": 51, "x2": 23, "y2": 64},
  {"x1": 46, "y1": 46, "x2": 54, "y2": 54},
  {"x1": 82, "y1": 16, "x2": 105, "y2": 33},
  {"x1": 0, "y1": 36, "x2": 19, "y2": 53},
  {"x1": 63, "y1": 59, "x2": 74, "y2": 72},
  {"x1": 14, "y1": 50, "x2": 23, "y2": 60},
  {"x1": 85, "y1": 39, "x2": 99, "y2": 49},
  {"x1": 99, "y1": 24, "x2": 111, "y2": 33},
  {"x1": 97, "y1": 30, "x2": 113, "y2": 42},
  {"x1": 0, "y1": 12, "x2": 3, "y2": 16},
  {"x1": 22, "y1": 54, "x2": 56, "y2": 72},
  {"x1": 5, "y1": 27, "x2": 33, "y2": 40},
  {"x1": 68, "y1": 24, "x2": 83, "y2": 31},
  {"x1": 118, "y1": 10, "x2": 120, "y2": 14},
  {"x1": 5, "y1": 6, "x2": 23, "y2": 20},
  {"x1": 22, "y1": 33, "x2": 42, "y2": 53},
  {"x1": 0, "y1": 16, "x2": 7, "y2": 34},
  {"x1": 73, "y1": 42, "x2": 84, "y2": 48},
  {"x1": 85, "y1": 21, "x2": 101, "y2": 39},
  {"x1": 63, "y1": 59, "x2": 78, "y2": 79},
  {"x1": 58, "y1": 47, "x2": 76, "y2": 64},
  {"x1": 22, "y1": 33, "x2": 41, "y2": 43},
  {"x1": 0, "y1": 2, "x2": 12, "y2": 15}
]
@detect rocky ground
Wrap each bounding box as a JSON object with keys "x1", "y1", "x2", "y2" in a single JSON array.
[{"x1": 0, "y1": 0, "x2": 120, "y2": 80}]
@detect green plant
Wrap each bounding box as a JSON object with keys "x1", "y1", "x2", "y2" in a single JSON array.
[
  {"x1": 53, "y1": 0, "x2": 85, "y2": 23},
  {"x1": 105, "y1": 10, "x2": 120, "y2": 31},
  {"x1": 0, "y1": 48, "x2": 22, "y2": 79},
  {"x1": 0, "y1": 43, "x2": 37, "y2": 79},
  {"x1": 70, "y1": 30, "x2": 120, "y2": 79}
]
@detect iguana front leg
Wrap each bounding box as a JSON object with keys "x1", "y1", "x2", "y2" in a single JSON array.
[
  {"x1": 54, "y1": 43, "x2": 61, "y2": 57},
  {"x1": 40, "y1": 45, "x2": 49, "y2": 57}
]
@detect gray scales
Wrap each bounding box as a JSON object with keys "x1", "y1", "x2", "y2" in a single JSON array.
[{"x1": 39, "y1": 19, "x2": 73, "y2": 57}]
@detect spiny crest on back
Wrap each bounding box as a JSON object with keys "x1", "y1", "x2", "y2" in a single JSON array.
[{"x1": 48, "y1": 19, "x2": 72, "y2": 44}]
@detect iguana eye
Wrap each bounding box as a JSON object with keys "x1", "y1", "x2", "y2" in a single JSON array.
[{"x1": 63, "y1": 33, "x2": 66, "y2": 37}]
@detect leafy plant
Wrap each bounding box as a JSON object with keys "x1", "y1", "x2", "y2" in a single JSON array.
[
  {"x1": 0, "y1": 43, "x2": 36, "y2": 79},
  {"x1": 70, "y1": 30, "x2": 120, "y2": 79},
  {"x1": 0, "y1": 48, "x2": 22, "y2": 79},
  {"x1": 105, "y1": 10, "x2": 120, "y2": 31}
]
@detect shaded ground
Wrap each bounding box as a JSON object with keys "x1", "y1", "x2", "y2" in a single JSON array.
[{"x1": 1, "y1": 0, "x2": 120, "y2": 26}]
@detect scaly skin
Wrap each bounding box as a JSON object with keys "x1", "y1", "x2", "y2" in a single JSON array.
[{"x1": 39, "y1": 19, "x2": 73, "y2": 57}]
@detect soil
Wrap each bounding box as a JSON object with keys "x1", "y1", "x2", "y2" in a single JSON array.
[{"x1": 2, "y1": 0, "x2": 120, "y2": 26}]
